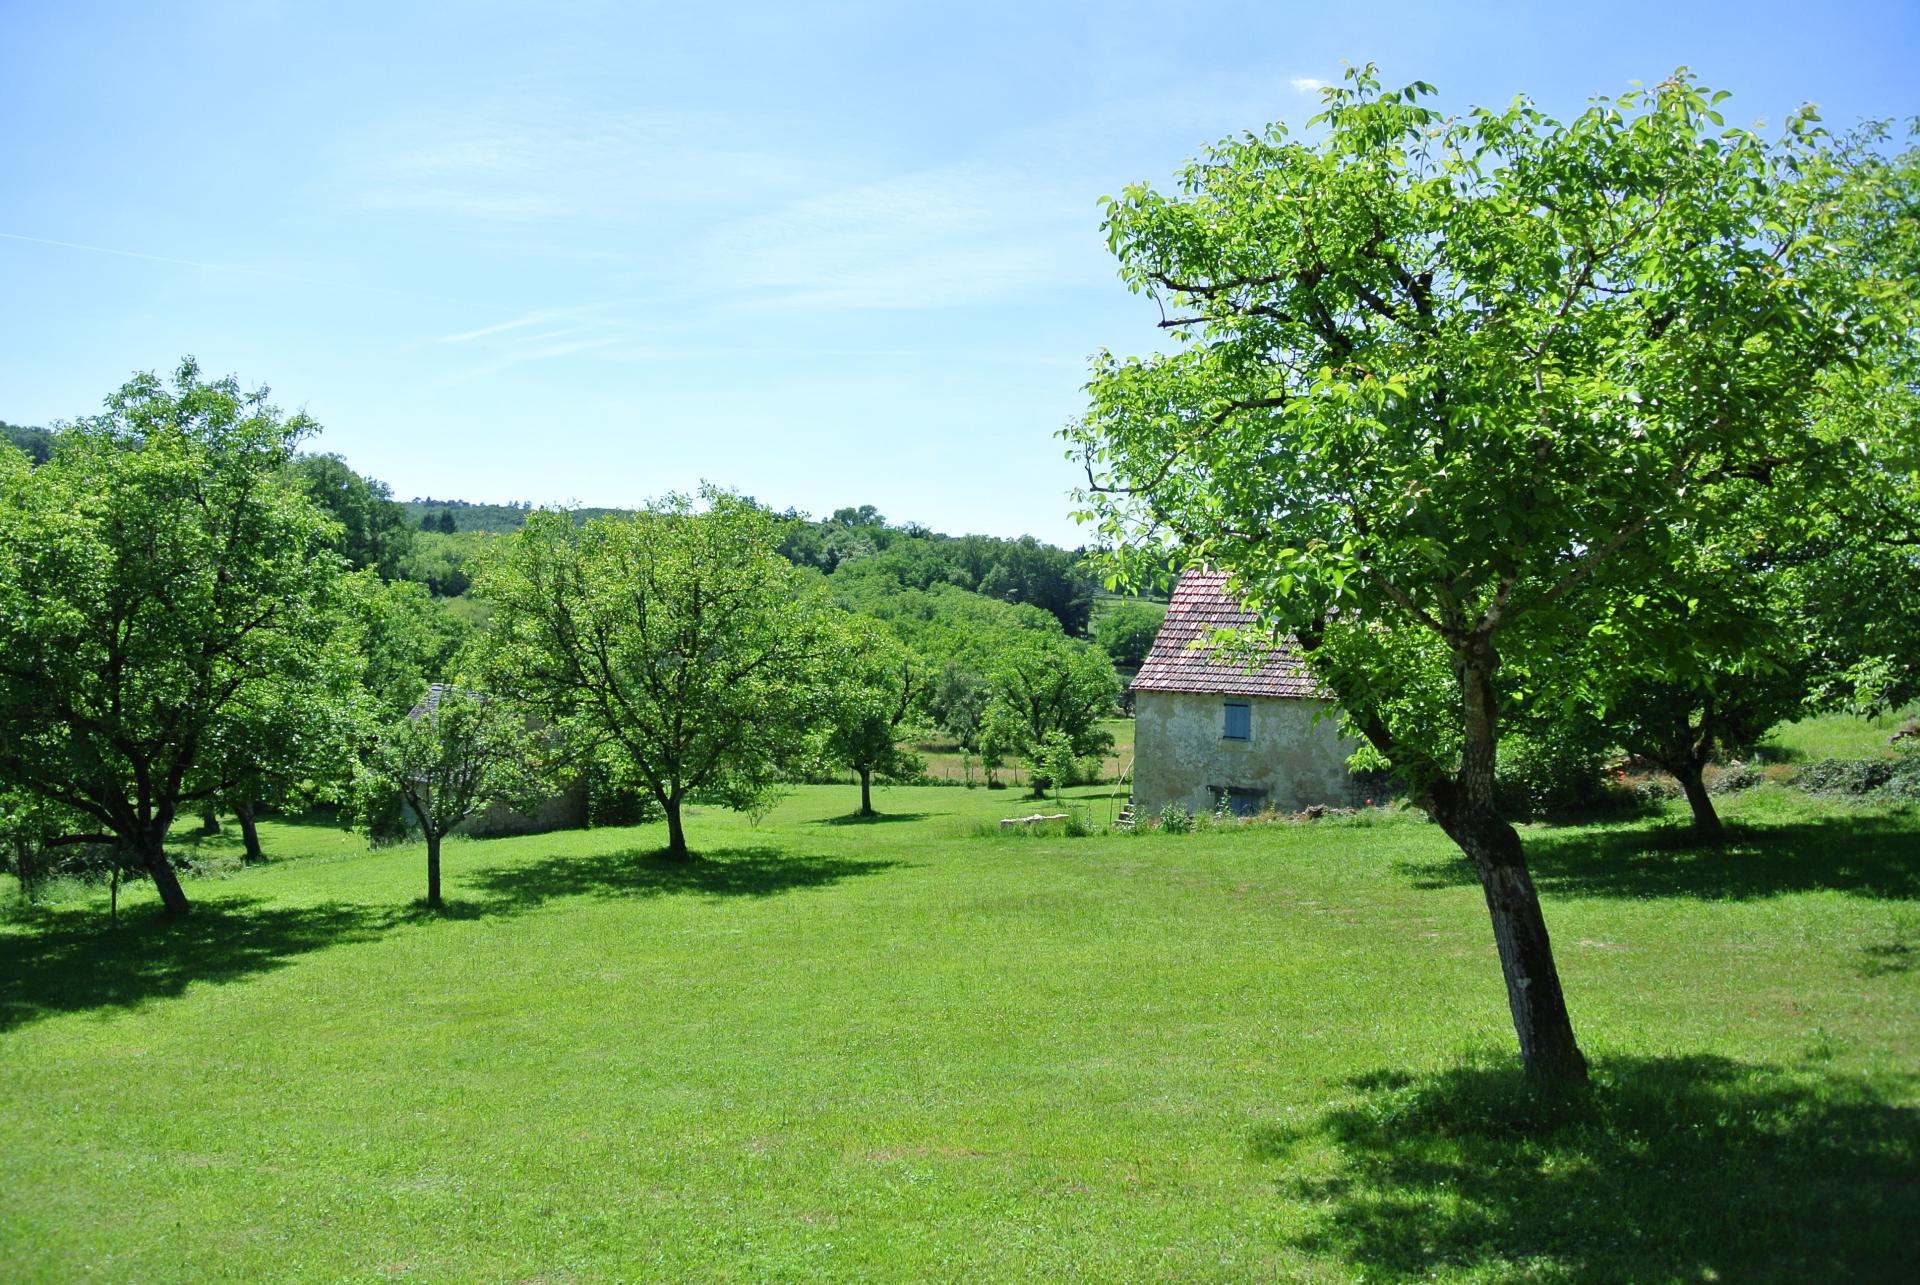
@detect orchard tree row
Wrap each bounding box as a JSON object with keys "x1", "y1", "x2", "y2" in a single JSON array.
[{"x1": 0, "y1": 370, "x2": 1119, "y2": 914}]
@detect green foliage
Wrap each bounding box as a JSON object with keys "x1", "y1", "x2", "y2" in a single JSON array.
[
  {"x1": 1070, "y1": 65, "x2": 1884, "y2": 803},
  {"x1": 984, "y1": 629, "x2": 1120, "y2": 762},
  {"x1": 1031, "y1": 731, "x2": 1078, "y2": 799},
  {"x1": 819, "y1": 615, "x2": 926, "y2": 812},
  {"x1": 398, "y1": 529, "x2": 487, "y2": 597},
  {"x1": 1091, "y1": 597, "x2": 1166, "y2": 667},
  {"x1": 354, "y1": 686, "x2": 535, "y2": 843},
  {"x1": 348, "y1": 574, "x2": 473, "y2": 720},
  {"x1": 1493, "y1": 722, "x2": 1612, "y2": 820},
  {"x1": 1157, "y1": 802, "x2": 1193, "y2": 834},
  {"x1": 786, "y1": 507, "x2": 1098, "y2": 635},
  {"x1": 478, "y1": 488, "x2": 840, "y2": 855},
  {"x1": 401, "y1": 498, "x2": 553, "y2": 534},
  {"x1": 288, "y1": 452, "x2": 414, "y2": 579},
  {"x1": 0, "y1": 421, "x2": 55, "y2": 466},
  {"x1": 0, "y1": 359, "x2": 356, "y2": 911},
  {"x1": 1793, "y1": 756, "x2": 1920, "y2": 803}
]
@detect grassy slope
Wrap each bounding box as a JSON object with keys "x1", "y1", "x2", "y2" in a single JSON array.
[
  {"x1": 1760, "y1": 704, "x2": 1919, "y2": 762},
  {"x1": 2, "y1": 785, "x2": 1915, "y2": 1282}
]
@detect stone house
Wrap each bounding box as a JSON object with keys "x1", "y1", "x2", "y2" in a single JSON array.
[
  {"x1": 408, "y1": 683, "x2": 588, "y2": 837},
  {"x1": 1130, "y1": 570, "x2": 1361, "y2": 817}
]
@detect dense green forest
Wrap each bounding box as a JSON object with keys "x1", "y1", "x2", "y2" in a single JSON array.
[{"x1": 0, "y1": 421, "x2": 55, "y2": 466}]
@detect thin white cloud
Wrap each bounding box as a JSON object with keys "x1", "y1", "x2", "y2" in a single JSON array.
[
  {"x1": 438, "y1": 335, "x2": 630, "y2": 387},
  {"x1": 688, "y1": 162, "x2": 1106, "y2": 311},
  {"x1": 0, "y1": 230, "x2": 420, "y2": 300},
  {"x1": 348, "y1": 102, "x2": 820, "y2": 224},
  {"x1": 437, "y1": 309, "x2": 587, "y2": 344},
  {"x1": 1290, "y1": 77, "x2": 1327, "y2": 94}
]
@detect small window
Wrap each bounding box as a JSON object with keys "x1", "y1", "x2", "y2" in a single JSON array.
[
  {"x1": 1208, "y1": 785, "x2": 1268, "y2": 816},
  {"x1": 1223, "y1": 700, "x2": 1251, "y2": 740}
]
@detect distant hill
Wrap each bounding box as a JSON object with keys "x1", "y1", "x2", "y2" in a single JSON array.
[
  {"x1": 401, "y1": 498, "x2": 637, "y2": 534},
  {"x1": 1, "y1": 421, "x2": 56, "y2": 465}
]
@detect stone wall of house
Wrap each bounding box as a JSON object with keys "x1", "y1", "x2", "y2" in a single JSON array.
[
  {"x1": 453, "y1": 778, "x2": 590, "y2": 838},
  {"x1": 1131, "y1": 691, "x2": 1361, "y2": 817}
]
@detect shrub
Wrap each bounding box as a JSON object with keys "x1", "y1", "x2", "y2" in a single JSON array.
[
  {"x1": 1633, "y1": 777, "x2": 1680, "y2": 806},
  {"x1": 1710, "y1": 761, "x2": 1763, "y2": 795},
  {"x1": 1794, "y1": 757, "x2": 1920, "y2": 803},
  {"x1": 1494, "y1": 725, "x2": 1610, "y2": 819},
  {"x1": 1158, "y1": 803, "x2": 1193, "y2": 834}
]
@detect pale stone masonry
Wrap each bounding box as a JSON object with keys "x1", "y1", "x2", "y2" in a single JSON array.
[{"x1": 1129, "y1": 571, "x2": 1362, "y2": 817}]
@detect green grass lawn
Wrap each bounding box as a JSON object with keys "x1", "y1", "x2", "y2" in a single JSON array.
[
  {"x1": 3, "y1": 784, "x2": 1916, "y2": 1281},
  {"x1": 1759, "y1": 703, "x2": 1920, "y2": 762}
]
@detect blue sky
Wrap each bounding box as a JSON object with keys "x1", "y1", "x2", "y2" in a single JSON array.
[{"x1": 4, "y1": 1, "x2": 1915, "y2": 543}]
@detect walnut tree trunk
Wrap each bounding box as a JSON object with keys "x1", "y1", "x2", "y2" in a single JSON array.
[
  {"x1": 134, "y1": 831, "x2": 191, "y2": 917},
  {"x1": 662, "y1": 795, "x2": 689, "y2": 860},
  {"x1": 425, "y1": 830, "x2": 444, "y2": 909},
  {"x1": 1671, "y1": 760, "x2": 1722, "y2": 834},
  {"x1": 1436, "y1": 640, "x2": 1588, "y2": 1083},
  {"x1": 236, "y1": 799, "x2": 264, "y2": 864}
]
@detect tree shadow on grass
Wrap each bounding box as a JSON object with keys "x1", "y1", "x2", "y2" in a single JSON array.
[
  {"x1": 0, "y1": 844, "x2": 899, "y2": 1032},
  {"x1": 1254, "y1": 1053, "x2": 1920, "y2": 1282},
  {"x1": 464, "y1": 844, "x2": 901, "y2": 915},
  {"x1": 0, "y1": 897, "x2": 403, "y2": 1034},
  {"x1": 811, "y1": 812, "x2": 937, "y2": 826},
  {"x1": 1398, "y1": 813, "x2": 1920, "y2": 901}
]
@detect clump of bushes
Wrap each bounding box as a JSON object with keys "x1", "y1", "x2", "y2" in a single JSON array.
[
  {"x1": 1794, "y1": 757, "x2": 1920, "y2": 803},
  {"x1": 1494, "y1": 725, "x2": 1613, "y2": 820},
  {"x1": 1157, "y1": 803, "x2": 1194, "y2": 834},
  {"x1": 1710, "y1": 761, "x2": 1763, "y2": 795}
]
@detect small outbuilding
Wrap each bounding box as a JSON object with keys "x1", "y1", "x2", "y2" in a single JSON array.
[
  {"x1": 1130, "y1": 570, "x2": 1362, "y2": 817},
  {"x1": 408, "y1": 683, "x2": 588, "y2": 837}
]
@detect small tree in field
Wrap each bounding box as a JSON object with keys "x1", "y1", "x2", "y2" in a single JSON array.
[
  {"x1": 1070, "y1": 69, "x2": 1882, "y2": 1081},
  {"x1": 0, "y1": 360, "x2": 353, "y2": 916},
  {"x1": 356, "y1": 685, "x2": 532, "y2": 909},
  {"x1": 478, "y1": 489, "x2": 838, "y2": 859},
  {"x1": 821, "y1": 615, "x2": 924, "y2": 816}
]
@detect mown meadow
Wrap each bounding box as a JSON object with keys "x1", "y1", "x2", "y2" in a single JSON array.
[{"x1": 3, "y1": 781, "x2": 1915, "y2": 1281}]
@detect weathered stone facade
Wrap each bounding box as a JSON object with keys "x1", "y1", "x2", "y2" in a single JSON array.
[
  {"x1": 1132, "y1": 690, "x2": 1361, "y2": 816},
  {"x1": 455, "y1": 778, "x2": 589, "y2": 837},
  {"x1": 1128, "y1": 569, "x2": 1365, "y2": 817}
]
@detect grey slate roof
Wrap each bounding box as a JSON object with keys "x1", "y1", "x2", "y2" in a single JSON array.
[
  {"x1": 1130, "y1": 569, "x2": 1326, "y2": 700},
  {"x1": 408, "y1": 683, "x2": 480, "y2": 719}
]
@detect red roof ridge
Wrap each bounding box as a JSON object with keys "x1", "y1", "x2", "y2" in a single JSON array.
[{"x1": 1129, "y1": 569, "x2": 1327, "y2": 700}]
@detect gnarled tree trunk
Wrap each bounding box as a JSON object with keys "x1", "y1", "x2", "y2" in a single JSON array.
[
  {"x1": 134, "y1": 831, "x2": 190, "y2": 917},
  {"x1": 662, "y1": 794, "x2": 689, "y2": 860},
  {"x1": 1671, "y1": 760, "x2": 1721, "y2": 834},
  {"x1": 236, "y1": 799, "x2": 264, "y2": 863},
  {"x1": 1438, "y1": 639, "x2": 1589, "y2": 1083}
]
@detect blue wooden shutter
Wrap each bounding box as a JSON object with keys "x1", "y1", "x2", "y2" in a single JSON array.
[{"x1": 1223, "y1": 700, "x2": 1251, "y2": 740}]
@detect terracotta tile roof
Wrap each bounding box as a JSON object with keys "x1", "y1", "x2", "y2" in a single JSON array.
[{"x1": 1130, "y1": 569, "x2": 1326, "y2": 699}]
